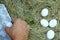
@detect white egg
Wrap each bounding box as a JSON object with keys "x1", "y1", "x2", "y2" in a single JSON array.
[
  {"x1": 4, "y1": 21, "x2": 12, "y2": 28},
  {"x1": 49, "y1": 19, "x2": 57, "y2": 27},
  {"x1": 41, "y1": 8, "x2": 48, "y2": 17},
  {"x1": 47, "y1": 30, "x2": 55, "y2": 40},
  {"x1": 40, "y1": 19, "x2": 48, "y2": 27}
]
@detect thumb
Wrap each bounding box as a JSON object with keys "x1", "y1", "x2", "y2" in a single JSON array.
[
  {"x1": 5, "y1": 18, "x2": 16, "y2": 36},
  {"x1": 5, "y1": 27, "x2": 12, "y2": 37},
  {"x1": 5, "y1": 18, "x2": 17, "y2": 36}
]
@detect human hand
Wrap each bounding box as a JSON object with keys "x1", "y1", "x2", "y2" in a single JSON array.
[{"x1": 5, "y1": 18, "x2": 30, "y2": 40}]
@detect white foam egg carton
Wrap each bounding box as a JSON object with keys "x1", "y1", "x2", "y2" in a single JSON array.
[{"x1": 0, "y1": 4, "x2": 12, "y2": 40}]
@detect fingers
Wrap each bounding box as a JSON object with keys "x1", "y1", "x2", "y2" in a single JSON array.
[
  {"x1": 23, "y1": 25, "x2": 30, "y2": 40},
  {"x1": 5, "y1": 18, "x2": 30, "y2": 40},
  {"x1": 5, "y1": 18, "x2": 22, "y2": 34},
  {"x1": 6, "y1": 19, "x2": 28, "y2": 34},
  {"x1": 12, "y1": 19, "x2": 30, "y2": 40},
  {"x1": 27, "y1": 25, "x2": 30, "y2": 34},
  {"x1": 12, "y1": 18, "x2": 28, "y2": 29}
]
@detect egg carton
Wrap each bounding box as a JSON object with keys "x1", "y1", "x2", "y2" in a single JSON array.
[{"x1": 0, "y1": 4, "x2": 12, "y2": 40}]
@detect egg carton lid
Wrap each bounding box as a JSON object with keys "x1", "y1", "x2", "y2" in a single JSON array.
[{"x1": 0, "y1": 4, "x2": 11, "y2": 22}]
